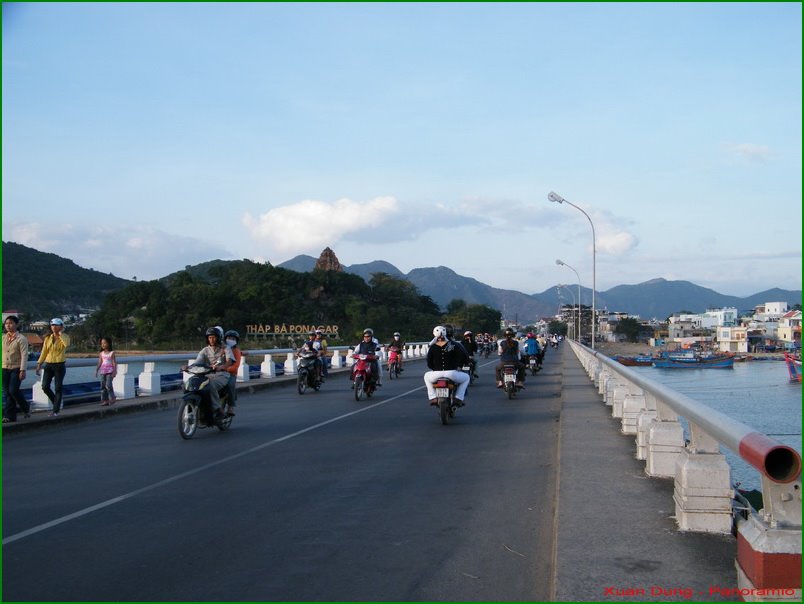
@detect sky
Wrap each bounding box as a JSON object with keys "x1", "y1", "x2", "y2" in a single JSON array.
[{"x1": 2, "y1": 2, "x2": 801, "y2": 299}]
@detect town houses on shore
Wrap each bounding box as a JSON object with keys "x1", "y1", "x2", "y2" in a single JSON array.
[{"x1": 505, "y1": 300, "x2": 801, "y2": 354}]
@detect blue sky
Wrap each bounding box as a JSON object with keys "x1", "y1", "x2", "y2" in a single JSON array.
[{"x1": 3, "y1": 2, "x2": 801, "y2": 298}]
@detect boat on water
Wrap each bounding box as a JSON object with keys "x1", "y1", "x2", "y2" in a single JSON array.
[
  {"x1": 783, "y1": 352, "x2": 802, "y2": 382},
  {"x1": 615, "y1": 354, "x2": 655, "y2": 367},
  {"x1": 652, "y1": 350, "x2": 735, "y2": 369}
]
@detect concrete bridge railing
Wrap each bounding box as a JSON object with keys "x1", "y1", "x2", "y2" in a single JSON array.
[
  {"x1": 28, "y1": 343, "x2": 430, "y2": 405},
  {"x1": 568, "y1": 340, "x2": 801, "y2": 601}
]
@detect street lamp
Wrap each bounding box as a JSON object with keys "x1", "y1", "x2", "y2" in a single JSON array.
[
  {"x1": 557, "y1": 283, "x2": 576, "y2": 340},
  {"x1": 549, "y1": 192, "x2": 597, "y2": 349},
  {"x1": 556, "y1": 259, "x2": 581, "y2": 343}
]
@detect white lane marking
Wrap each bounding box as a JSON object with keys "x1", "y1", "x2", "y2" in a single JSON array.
[{"x1": 3, "y1": 385, "x2": 425, "y2": 545}]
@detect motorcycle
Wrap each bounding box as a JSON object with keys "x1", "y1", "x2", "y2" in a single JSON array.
[
  {"x1": 387, "y1": 347, "x2": 403, "y2": 380},
  {"x1": 432, "y1": 377, "x2": 459, "y2": 425},
  {"x1": 177, "y1": 364, "x2": 233, "y2": 439},
  {"x1": 297, "y1": 350, "x2": 322, "y2": 395},
  {"x1": 502, "y1": 363, "x2": 522, "y2": 399},
  {"x1": 527, "y1": 355, "x2": 541, "y2": 376},
  {"x1": 461, "y1": 357, "x2": 476, "y2": 385},
  {"x1": 352, "y1": 353, "x2": 378, "y2": 401}
]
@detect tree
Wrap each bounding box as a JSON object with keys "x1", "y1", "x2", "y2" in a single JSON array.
[{"x1": 614, "y1": 317, "x2": 641, "y2": 342}]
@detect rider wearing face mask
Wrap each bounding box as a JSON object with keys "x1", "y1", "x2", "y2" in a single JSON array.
[{"x1": 224, "y1": 330, "x2": 241, "y2": 416}]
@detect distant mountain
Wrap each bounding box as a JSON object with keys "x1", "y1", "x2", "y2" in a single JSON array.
[
  {"x1": 279, "y1": 253, "x2": 801, "y2": 321},
  {"x1": 277, "y1": 254, "x2": 317, "y2": 273},
  {"x1": 1, "y1": 241, "x2": 132, "y2": 318},
  {"x1": 346, "y1": 260, "x2": 406, "y2": 281}
]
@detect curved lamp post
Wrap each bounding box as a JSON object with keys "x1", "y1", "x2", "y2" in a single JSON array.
[
  {"x1": 556, "y1": 259, "x2": 581, "y2": 342},
  {"x1": 549, "y1": 192, "x2": 596, "y2": 349},
  {"x1": 557, "y1": 283, "x2": 576, "y2": 340}
]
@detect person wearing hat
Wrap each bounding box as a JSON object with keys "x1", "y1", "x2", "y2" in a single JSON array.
[
  {"x1": 36, "y1": 318, "x2": 71, "y2": 416},
  {"x1": 2, "y1": 315, "x2": 30, "y2": 422}
]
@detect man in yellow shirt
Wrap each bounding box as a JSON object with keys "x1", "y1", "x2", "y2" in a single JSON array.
[{"x1": 36, "y1": 318, "x2": 70, "y2": 416}]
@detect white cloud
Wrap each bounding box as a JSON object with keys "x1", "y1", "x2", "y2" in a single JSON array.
[
  {"x1": 729, "y1": 143, "x2": 772, "y2": 162},
  {"x1": 3, "y1": 221, "x2": 231, "y2": 281},
  {"x1": 242, "y1": 196, "x2": 400, "y2": 255}
]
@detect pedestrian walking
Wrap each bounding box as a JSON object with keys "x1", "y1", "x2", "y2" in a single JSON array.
[
  {"x1": 2, "y1": 315, "x2": 30, "y2": 422},
  {"x1": 35, "y1": 318, "x2": 70, "y2": 416}
]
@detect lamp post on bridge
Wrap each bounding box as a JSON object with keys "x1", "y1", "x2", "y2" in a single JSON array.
[
  {"x1": 556, "y1": 258, "x2": 581, "y2": 342},
  {"x1": 549, "y1": 192, "x2": 597, "y2": 350},
  {"x1": 557, "y1": 283, "x2": 576, "y2": 340}
]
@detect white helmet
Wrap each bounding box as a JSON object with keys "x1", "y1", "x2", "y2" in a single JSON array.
[{"x1": 433, "y1": 325, "x2": 447, "y2": 338}]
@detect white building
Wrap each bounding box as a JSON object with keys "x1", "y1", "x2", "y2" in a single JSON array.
[{"x1": 716, "y1": 325, "x2": 748, "y2": 353}]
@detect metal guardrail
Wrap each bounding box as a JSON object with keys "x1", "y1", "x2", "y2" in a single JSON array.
[{"x1": 568, "y1": 340, "x2": 801, "y2": 532}]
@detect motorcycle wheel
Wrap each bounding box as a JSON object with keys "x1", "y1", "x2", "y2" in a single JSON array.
[
  {"x1": 507, "y1": 383, "x2": 515, "y2": 400},
  {"x1": 297, "y1": 370, "x2": 307, "y2": 395},
  {"x1": 388, "y1": 364, "x2": 396, "y2": 380},
  {"x1": 217, "y1": 413, "x2": 233, "y2": 432},
  {"x1": 178, "y1": 399, "x2": 198, "y2": 440},
  {"x1": 439, "y1": 398, "x2": 450, "y2": 425},
  {"x1": 354, "y1": 376, "x2": 364, "y2": 401}
]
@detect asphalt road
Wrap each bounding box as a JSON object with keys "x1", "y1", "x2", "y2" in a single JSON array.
[{"x1": 2, "y1": 353, "x2": 562, "y2": 601}]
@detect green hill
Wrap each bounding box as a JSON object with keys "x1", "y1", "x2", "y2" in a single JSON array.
[{"x1": 1, "y1": 241, "x2": 132, "y2": 319}]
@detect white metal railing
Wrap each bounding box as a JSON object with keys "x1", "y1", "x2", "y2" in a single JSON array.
[{"x1": 568, "y1": 340, "x2": 801, "y2": 533}]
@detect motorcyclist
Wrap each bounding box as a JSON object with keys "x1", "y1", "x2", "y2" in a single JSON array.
[
  {"x1": 224, "y1": 330, "x2": 242, "y2": 416},
  {"x1": 297, "y1": 331, "x2": 323, "y2": 383},
  {"x1": 386, "y1": 332, "x2": 405, "y2": 372},
  {"x1": 352, "y1": 328, "x2": 381, "y2": 387},
  {"x1": 315, "y1": 330, "x2": 329, "y2": 378},
  {"x1": 523, "y1": 332, "x2": 543, "y2": 372},
  {"x1": 462, "y1": 330, "x2": 479, "y2": 379},
  {"x1": 496, "y1": 327, "x2": 526, "y2": 389},
  {"x1": 424, "y1": 325, "x2": 471, "y2": 406},
  {"x1": 184, "y1": 327, "x2": 234, "y2": 420}
]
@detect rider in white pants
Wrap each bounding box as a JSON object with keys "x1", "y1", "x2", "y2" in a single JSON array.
[{"x1": 424, "y1": 326, "x2": 471, "y2": 404}]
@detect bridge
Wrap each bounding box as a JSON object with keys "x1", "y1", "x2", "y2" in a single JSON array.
[{"x1": 2, "y1": 343, "x2": 800, "y2": 601}]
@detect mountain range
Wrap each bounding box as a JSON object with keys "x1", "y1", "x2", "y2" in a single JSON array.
[
  {"x1": 2, "y1": 242, "x2": 800, "y2": 322},
  {"x1": 278, "y1": 254, "x2": 801, "y2": 322}
]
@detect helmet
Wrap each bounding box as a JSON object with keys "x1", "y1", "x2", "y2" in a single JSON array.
[
  {"x1": 363, "y1": 328, "x2": 374, "y2": 336},
  {"x1": 205, "y1": 327, "x2": 220, "y2": 338},
  {"x1": 444, "y1": 324, "x2": 454, "y2": 338},
  {"x1": 50, "y1": 318, "x2": 64, "y2": 326},
  {"x1": 393, "y1": 332, "x2": 401, "y2": 337},
  {"x1": 225, "y1": 330, "x2": 240, "y2": 341},
  {"x1": 433, "y1": 325, "x2": 447, "y2": 339},
  {"x1": 315, "y1": 329, "x2": 323, "y2": 335},
  {"x1": 504, "y1": 327, "x2": 515, "y2": 337},
  {"x1": 464, "y1": 330, "x2": 472, "y2": 336},
  {"x1": 527, "y1": 332, "x2": 534, "y2": 338}
]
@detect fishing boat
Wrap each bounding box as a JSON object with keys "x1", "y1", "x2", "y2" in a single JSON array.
[
  {"x1": 783, "y1": 352, "x2": 802, "y2": 382},
  {"x1": 615, "y1": 354, "x2": 655, "y2": 367},
  {"x1": 652, "y1": 350, "x2": 734, "y2": 369}
]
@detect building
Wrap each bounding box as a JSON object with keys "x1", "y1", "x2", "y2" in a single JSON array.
[
  {"x1": 777, "y1": 310, "x2": 802, "y2": 350},
  {"x1": 716, "y1": 325, "x2": 748, "y2": 353}
]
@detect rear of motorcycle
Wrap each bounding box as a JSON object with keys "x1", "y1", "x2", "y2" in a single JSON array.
[
  {"x1": 433, "y1": 378, "x2": 457, "y2": 425},
  {"x1": 528, "y1": 356, "x2": 540, "y2": 375},
  {"x1": 503, "y1": 364, "x2": 518, "y2": 399}
]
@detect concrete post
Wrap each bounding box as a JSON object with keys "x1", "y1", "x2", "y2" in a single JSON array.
[
  {"x1": 346, "y1": 348, "x2": 355, "y2": 367},
  {"x1": 734, "y1": 474, "x2": 802, "y2": 601},
  {"x1": 673, "y1": 422, "x2": 733, "y2": 533},
  {"x1": 330, "y1": 350, "x2": 343, "y2": 368},
  {"x1": 236, "y1": 356, "x2": 249, "y2": 382},
  {"x1": 260, "y1": 354, "x2": 276, "y2": 378},
  {"x1": 112, "y1": 363, "x2": 136, "y2": 400},
  {"x1": 621, "y1": 392, "x2": 646, "y2": 435},
  {"x1": 31, "y1": 381, "x2": 50, "y2": 410},
  {"x1": 137, "y1": 362, "x2": 161, "y2": 395},
  {"x1": 283, "y1": 352, "x2": 297, "y2": 375},
  {"x1": 611, "y1": 384, "x2": 630, "y2": 418}
]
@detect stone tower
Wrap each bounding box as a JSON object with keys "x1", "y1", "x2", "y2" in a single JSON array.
[{"x1": 314, "y1": 247, "x2": 343, "y2": 272}]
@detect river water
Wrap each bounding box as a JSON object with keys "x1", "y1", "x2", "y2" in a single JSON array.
[{"x1": 21, "y1": 356, "x2": 800, "y2": 490}]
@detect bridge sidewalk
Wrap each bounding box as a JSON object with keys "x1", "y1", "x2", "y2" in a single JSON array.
[{"x1": 553, "y1": 344, "x2": 739, "y2": 602}]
